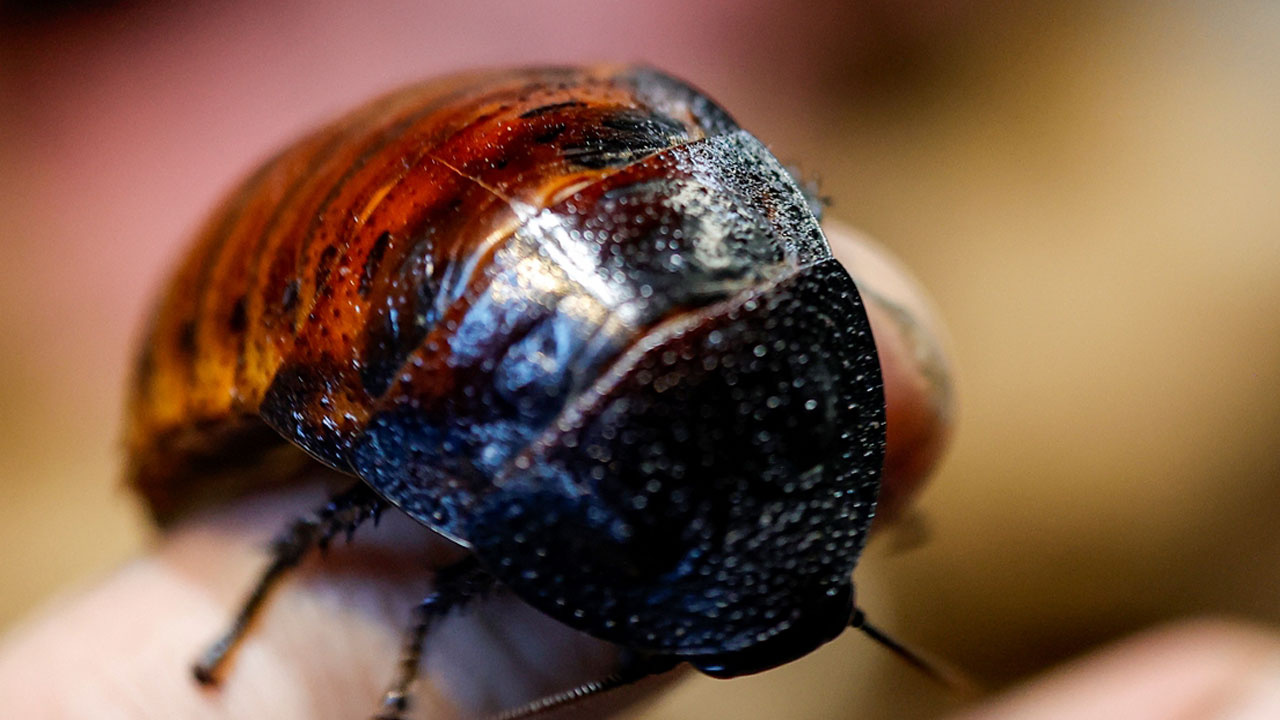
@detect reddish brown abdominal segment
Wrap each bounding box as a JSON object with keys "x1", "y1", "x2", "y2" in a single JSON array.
[{"x1": 127, "y1": 66, "x2": 733, "y2": 520}]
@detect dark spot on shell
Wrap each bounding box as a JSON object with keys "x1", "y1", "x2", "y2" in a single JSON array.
[
  {"x1": 281, "y1": 279, "x2": 300, "y2": 313},
  {"x1": 533, "y1": 123, "x2": 567, "y2": 144},
  {"x1": 177, "y1": 320, "x2": 196, "y2": 356},
  {"x1": 518, "y1": 100, "x2": 586, "y2": 119},
  {"x1": 228, "y1": 296, "x2": 248, "y2": 334},
  {"x1": 359, "y1": 232, "x2": 392, "y2": 299},
  {"x1": 314, "y1": 245, "x2": 340, "y2": 296}
]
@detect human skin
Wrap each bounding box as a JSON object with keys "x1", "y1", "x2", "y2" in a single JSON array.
[{"x1": 949, "y1": 621, "x2": 1280, "y2": 720}]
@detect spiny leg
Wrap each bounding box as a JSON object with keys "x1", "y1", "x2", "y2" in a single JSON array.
[
  {"x1": 193, "y1": 482, "x2": 384, "y2": 684},
  {"x1": 374, "y1": 556, "x2": 494, "y2": 720},
  {"x1": 487, "y1": 652, "x2": 681, "y2": 720}
]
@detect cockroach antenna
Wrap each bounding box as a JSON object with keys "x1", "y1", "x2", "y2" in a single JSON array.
[{"x1": 851, "y1": 608, "x2": 976, "y2": 694}]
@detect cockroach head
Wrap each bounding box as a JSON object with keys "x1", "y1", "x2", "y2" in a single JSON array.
[{"x1": 466, "y1": 256, "x2": 885, "y2": 672}]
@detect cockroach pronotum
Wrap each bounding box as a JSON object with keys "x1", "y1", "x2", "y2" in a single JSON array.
[{"x1": 126, "y1": 64, "x2": 940, "y2": 719}]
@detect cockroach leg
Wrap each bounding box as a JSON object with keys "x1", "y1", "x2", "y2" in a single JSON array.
[
  {"x1": 373, "y1": 556, "x2": 493, "y2": 720},
  {"x1": 193, "y1": 482, "x2": 384, "y2": 684}
]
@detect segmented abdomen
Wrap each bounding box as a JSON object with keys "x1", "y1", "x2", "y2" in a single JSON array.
[{"x1": 126, "y1": 65, "x2": 737, "y2": 521}]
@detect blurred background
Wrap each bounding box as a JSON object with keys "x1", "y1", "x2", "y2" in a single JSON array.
[{"x1": 2, "y1": 1, "x2": 1278, "y2": 718}]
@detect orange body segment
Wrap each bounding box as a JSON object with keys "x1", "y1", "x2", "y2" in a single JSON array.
[{"x1": 126, "y1": 66, "x2": 733, "y2": 521}]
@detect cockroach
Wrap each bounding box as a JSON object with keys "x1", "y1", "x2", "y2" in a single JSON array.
[{"x1": 126, "y1": 65, "x2": 938, "y2": 719}]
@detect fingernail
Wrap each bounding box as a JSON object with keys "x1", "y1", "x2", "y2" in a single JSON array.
[{"x1": 865, "y1": 288, "x2": 953, "y2": 423}]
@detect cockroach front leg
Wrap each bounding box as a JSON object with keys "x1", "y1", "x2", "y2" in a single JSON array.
[{"x1": 193, "y1": 482, "x2": 384, "y2": 684}]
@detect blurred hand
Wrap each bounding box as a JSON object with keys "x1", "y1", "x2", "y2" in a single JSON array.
[
  {"x1": 0, "y1": 223, "x2": 953, "y2": 719},
  {"x1": 948, "y1": 620, "x2": 1280, "y2": 720}
]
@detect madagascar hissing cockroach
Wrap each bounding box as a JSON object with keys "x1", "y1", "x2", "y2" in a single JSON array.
[{"x1": 125, "y1": 64, "x2": 936, "y2": 719}]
